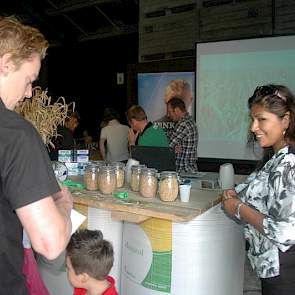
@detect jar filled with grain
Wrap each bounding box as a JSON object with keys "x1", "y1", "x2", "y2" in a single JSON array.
[
  {"x1": 112, "y1": 162, "x2": 125, "y2": 188},
  {"x1": 130, "y1": 164, "x2": 146, "y2": 192},
  {"x1": 98, "y1": 165, "x2": 117, "y2": 195},
  {"x1": 139, "y1": 168, "x2": 158, "y2": 198},
  {"x1": 159, "y1": 171, "x2": 179, "y2": 202},
  {"x1": 92, "y1": 160, "x2": 106, "y2": 173},
  {"x1": 84, "y1": 163, "x2": 99, "y2": 191}
]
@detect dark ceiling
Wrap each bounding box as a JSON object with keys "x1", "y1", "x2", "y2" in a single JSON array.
[{"x1": 2, "y1": 0, "x2": 139, "y2": 46}]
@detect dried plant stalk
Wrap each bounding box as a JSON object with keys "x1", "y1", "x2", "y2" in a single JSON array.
[{"x1": 15, "y1": 86, "x2": 75, "y2": 147}]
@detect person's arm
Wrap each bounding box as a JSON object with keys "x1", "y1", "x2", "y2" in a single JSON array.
[
  {"x1": 222, "y1": 162, "x2": 295, "y2": 243},
  {"x1": 16, "y1": 186, "x2": 72, "y2": 260},
  {"x1": 222, "y1": 191, "x2": 265, "y2": 233},
  {"x1": 169, "y1": 121, "x2": 186, "y2": 148},
  {"x1": 99, "y1": 137, "x2": 106, "y2": 160},
  {"x1": 128, "y1": 128, "x2": 139, "y2": 146},
  {"x1": 168, "y1": 122, "x2": 187, "y2": 154}
]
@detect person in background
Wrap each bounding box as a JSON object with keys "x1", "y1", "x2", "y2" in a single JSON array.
[
  {"x1": 155, "y1": 79, "x2": 194, "y2": 135},
  {"x1": 167, "y1": 97, "x2": 198, "y2": 172},
  {"x1": 49, "y1": 110, "x2": 80, "y2": 160},
  {"x1": 82, "y1": 129, "x2": 94, "y2": 149},
  {"x1": 57, "y1": 110, "x2": 80, "y2": 149},
  {"x1": 222, "y1": 84, "x2": 295, "y2": 295},
  {"x1": 99, "y1": 107, "x2": 129, "y2": 162},
  {"x1": 0, "y1": 16, "x2": 72, "y2": 293},
  {"x1": 126, "y1": 105, "x2": 169, "y2": 147},
  {"x1": 66, "y1": 229, "x2": 119, "y2": 295}
]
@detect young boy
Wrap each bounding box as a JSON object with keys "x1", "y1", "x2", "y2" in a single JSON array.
[{"x1": 66, "y1": 229, "x2": 119, "y2": 295}]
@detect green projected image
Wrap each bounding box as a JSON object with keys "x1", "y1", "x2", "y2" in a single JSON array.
[{"x1": 196, "y1": 41, "x2": 295, "y2": 160}]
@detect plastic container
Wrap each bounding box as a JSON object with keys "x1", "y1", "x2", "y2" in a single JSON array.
[
  {"x1": 139, "y1": 168, "x2": 158, "y2": 198},
  {"x1": 52, "y1": 161, "x2": 68, "y2": 182},
  {"x1": 84, "y1": 163, "x2": 99, "y2": 191},
  {"x1": 130, "y1": 165, "x2": 146, "y2": 192},
  {"x1": 159, "y1": 171, "x2": 178, "y2": 202},
  {"x1": 112, "y1": 162, "x2": 125, "y2": 188},
  {"x1": 98, "y1": 165, "x2": 117, "y2": 195}
]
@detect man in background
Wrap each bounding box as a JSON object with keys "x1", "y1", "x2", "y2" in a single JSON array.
[
  {"x1": 167, "y1": 97, "x2": 198, "y2": 172},
  {"x1": 126, "y1": 105, "x2": 169, "y2": 147}
]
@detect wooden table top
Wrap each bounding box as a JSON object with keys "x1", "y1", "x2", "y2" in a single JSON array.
[{"x1": 70, "y1": 175, "x2": 224, "y2": 223}]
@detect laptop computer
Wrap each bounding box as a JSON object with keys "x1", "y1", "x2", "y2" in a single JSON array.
[{"x1": 130, "y1": 145, "x2": 176, "y2": 172}]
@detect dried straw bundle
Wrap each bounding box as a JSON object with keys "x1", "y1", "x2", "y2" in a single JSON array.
[{"x1": 16, "y1": 86, "x2": 75, "y2": 147}]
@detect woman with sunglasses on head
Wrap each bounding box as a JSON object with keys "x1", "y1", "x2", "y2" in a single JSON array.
[{"x1": 222, "y1": 84, "x2": 295, "y2": 295}]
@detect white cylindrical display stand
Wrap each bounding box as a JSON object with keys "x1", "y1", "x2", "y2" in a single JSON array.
[{"x1": 121, "y1": 204, "x2": 245, "y2": 295}]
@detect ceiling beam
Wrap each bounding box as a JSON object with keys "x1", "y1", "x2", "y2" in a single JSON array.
[
  {"x1": 78, "y1": 24, "x2": 137, "y2": 42},
  {"x1": 46, "y1": 0, "x2": 120, "y2": 16},
  {"x1": 46, "y1": 0, "x2": 88, "y2": 37},
  {"x1": 94, "y1": 6, "x2": 121, "y2": 31}
]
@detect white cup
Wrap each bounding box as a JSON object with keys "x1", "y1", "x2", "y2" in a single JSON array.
[
  {"x1": 179, "y1": 184, "x2": 191, "y2": 202},
  {"x1": 219, "y1": 163, "x2": 235, "y2": 190}
]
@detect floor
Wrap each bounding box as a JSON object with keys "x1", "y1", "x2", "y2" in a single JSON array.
[{"x1": 243, "y1": 257, "x2": 262, "y2": 295}]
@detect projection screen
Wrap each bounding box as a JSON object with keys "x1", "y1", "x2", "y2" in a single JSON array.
[{"x1": 196, "y1": 35, "x2": 295, "y2": 160}]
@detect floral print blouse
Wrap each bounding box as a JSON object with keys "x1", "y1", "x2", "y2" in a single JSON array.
[{"x1": 235, "y1": 146, "x2": 295, "y2": 278}]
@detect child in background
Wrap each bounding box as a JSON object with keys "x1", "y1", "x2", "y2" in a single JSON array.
[{"x1": 66, "y1": 229, "x2": 119, "y2": 295}]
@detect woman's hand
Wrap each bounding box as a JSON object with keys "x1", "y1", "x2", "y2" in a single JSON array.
[
  {"x1": 222, "y1": 189, "x2": 265, "y2": 232},
  {"x1": 221, "y1": 189, "x2": 241, "y2": 217}
]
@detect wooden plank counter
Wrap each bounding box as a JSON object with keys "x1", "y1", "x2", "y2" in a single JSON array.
[{"x1": 70, "y1": 175, "x2": 223, "y2": 222}]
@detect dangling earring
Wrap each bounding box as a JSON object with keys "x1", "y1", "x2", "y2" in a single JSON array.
[{"x1": 282, "y1": 130, "x2": 288, "y2": 147}]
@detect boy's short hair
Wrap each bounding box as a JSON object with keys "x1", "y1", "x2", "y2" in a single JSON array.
[
  {"x1": 66, "y1": 229, "x2": 114, "y2": 280},
  {"x1": 126, "y1": 105, "x2": 147, "y2": 121}
]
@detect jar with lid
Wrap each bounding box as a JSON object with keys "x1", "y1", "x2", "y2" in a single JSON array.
[
  {"x1": 139, "y1": 168, "x2": 158, "y2": 198},
  {"x1": 84, "y1": 163, "x2": 99, "y2": 191},
  {"x1": 130, "y1": 165, "x2": 146, "y2": 192},
  {"x1": 91, "y1": 160, "x2": 106, "y2": 173},
  {"x1": 112, "y1": 162, "x2": 125, "y2": 188},
  {"x1": 159, "y1": 171, "x2": 179, "y2": 202},
  {"x1": 98, "y1": 165, "x2": 117, "y2": 195}
]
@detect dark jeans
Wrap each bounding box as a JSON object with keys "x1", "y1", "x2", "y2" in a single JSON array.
[{"x1": 261, "y1": 245, "x2": 295, "y2": 295}]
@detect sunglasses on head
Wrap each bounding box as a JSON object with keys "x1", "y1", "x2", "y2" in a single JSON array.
[
  {"x1": 254, "y1": 85, "x2": 276, "y2": 96},
  {"x1": 253, "y1": 85, "x2": 286, "y2": 101}
]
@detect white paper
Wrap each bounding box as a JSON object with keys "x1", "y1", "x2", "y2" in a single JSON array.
[
  {"x1": 22, "y1": 230, "x2": 31, "y2": 248},
  {"x1": 71, "y1": 209, "x2": 86, "y2": 234}
]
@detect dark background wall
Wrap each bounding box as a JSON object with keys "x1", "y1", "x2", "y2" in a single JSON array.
[{"x1": 44, "y1": 33, "x2": 138, "y2": 140}]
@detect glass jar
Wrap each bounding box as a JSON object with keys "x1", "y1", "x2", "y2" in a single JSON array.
[
  {"x1": 112, "y1": 162, "x2": 125, "y2": 188},
  {"x1": 91, "y1": 160, "x2": 107, "y2": 167},
  {"x1": 139, "y1": 168, "x2": 158, "y2": 198},
  {"x1": 84, "y1": 163, "x2": 99, "y2": 191},
  {"x1": 91, "y1": 160, "x2": 106, "y2": 173},
  {"x1": 159, "y1": 171, "x2": 179, "y2": 202},
  {"x1": 130, "y1": 164, "x2": 146, "y2": 192},
  {"x1": 98, "y1": 165, "x2": 117, "y2": 195}
]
